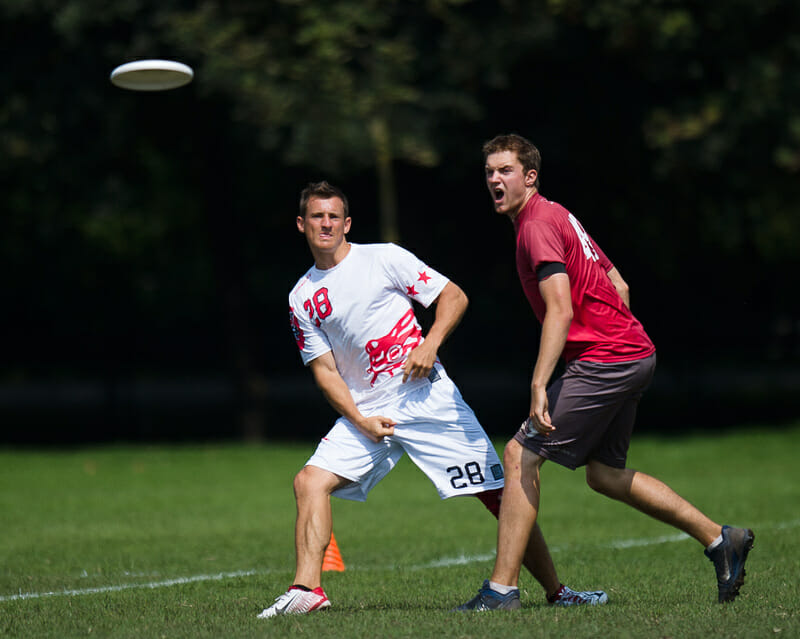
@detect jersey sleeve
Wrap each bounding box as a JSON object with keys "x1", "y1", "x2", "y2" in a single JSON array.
[
  {"x1": 288, "y1": 291, "x2": 332, "y2": 366},
  {"x1": 381, "y1": 243, "x2": 448, "y2": 308},
  {"x1": 520, "y1": 219, "x2": 566, "y2": 271}
]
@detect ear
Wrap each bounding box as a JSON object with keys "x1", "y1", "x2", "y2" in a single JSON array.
[
  {"x1": 524, "y1": 169, "x2": 538, "y2": 187},
  {"x1": 343, "y1": 217, "x2": 352, "y2": 234},
  {"x1": 296, "y1": 216, "x2": 305, "y2": 233}
]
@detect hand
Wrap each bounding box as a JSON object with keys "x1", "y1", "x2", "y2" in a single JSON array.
[
  {"x1": 356, "y1": 415, "x2": 397, "y2": 442},
  {"x1": 524, "y1": 386, "x2": 555, "y2": 436},
  {"x1": 402, "y1": 341, "x2": 437, "y2": 383}
]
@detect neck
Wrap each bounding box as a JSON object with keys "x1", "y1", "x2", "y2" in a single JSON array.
[
  {"x1": 313, "y1": 241, "x2": 351, "y2": 270},
  {"x1": 508, "y1": 188, "x2": 537, "y2": 222}
]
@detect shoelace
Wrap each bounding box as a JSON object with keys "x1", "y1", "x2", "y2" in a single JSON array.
[{"x1": 556, "y1": 587, "x2": 594, "y2": 604}]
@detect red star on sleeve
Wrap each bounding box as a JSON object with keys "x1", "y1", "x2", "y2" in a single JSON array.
[
  {"x1": 406, "y1": 285, "x2": 418, "y2": 296},
  {"x1": 418, "y1": 271, "x2": 431, "y2": 284}
]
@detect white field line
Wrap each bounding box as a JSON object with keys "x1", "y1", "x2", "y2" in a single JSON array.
[
  {"x1": 606, "y1": 532, "x2": 689, "y2": 549},
  {"x1": 420, "y1": 552, "x2": 496, "y2": 568},
  {"x1": 3, "y1": 518, "x2": 797, "y2": 603},
  {"x1": 1, "y1": 570, "x2": 257, "y2": 603},
  {"x1": 402, "y1": 533, "x2": 689, "y2": 570}
]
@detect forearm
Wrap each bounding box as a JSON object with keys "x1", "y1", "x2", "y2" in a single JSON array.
[
  {"x1": 526, "y1": 272, "x2": 572, "y2": 431},
  {"x1": 309, "y1": 352, "x2": 396, "y2": 442},
  {"x1": 531, "y1": 310, "x2": 570, "y2": 392},
  {"x1": 312, "y1": 365, "x2": 364, "y2": 426},
  {"x1": 424, "y1": 281, "x2": 468, "y2": 351},
  {"x1": 403, "y1": 282, "x2": 467, "y2": 382},
  {"x1": 606, "y1": 267, "x2": 630, "y2": 309},
  {"x1": 531, "y1": 272, "x2": 573, "y2": 397}
]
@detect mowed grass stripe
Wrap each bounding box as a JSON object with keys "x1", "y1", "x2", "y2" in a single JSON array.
[
  {"x1": 1, "y1": 424, "x2": 798, "y2": 639},
  {"x1": 3, "y1": 517, "x2": 797, "y2": 603}
]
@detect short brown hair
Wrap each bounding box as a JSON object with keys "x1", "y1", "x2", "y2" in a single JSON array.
[
  {"x1": 299, "y1": 181, "x2": 350, "y2": 218},
  {"x1": 482, "y1": 134, "x2": 541, "y2": 189}
]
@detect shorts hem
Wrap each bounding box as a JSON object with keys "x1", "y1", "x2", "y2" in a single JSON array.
[
  {"x1": 587, "y1": 456, "x2": 627, "y2": 470},
  {"x1": 514, "y1": 431, "x2": 580, "y2": 470},
  {"x1": 303, "y1": 461, "x2": 369, "y2": 501},
  {"x1": 514, "y1": 433, "x2": 628, "y2": 471},
  {"x1": 438, "y1": 480, "x2": 505, "y2": 500},
  {"x1": 304, "y1": 460, "x2": 361, "y2": 485}
]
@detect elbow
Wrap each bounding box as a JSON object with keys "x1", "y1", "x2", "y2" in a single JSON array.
[
  {"x1": 554, "y1": 302, "x2": 573, "y2": 324},
  {"x1": 460, "y1": 289, "x2": 469, "y2": 311},
  {"x1": 446, "y1": 282, "x2": 469, "y2": 311},
  {"x1": 310, "y1": 369, "x2": 326, "y2": 392}
]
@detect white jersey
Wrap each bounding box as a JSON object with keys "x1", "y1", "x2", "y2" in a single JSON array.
[{"x1": 288, "y1": 243, "x2": 448, "y2": 409}]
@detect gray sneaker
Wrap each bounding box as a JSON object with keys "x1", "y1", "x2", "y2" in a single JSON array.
[
  {"x1": 548, "y1": 584, "x2": 609, "y2": 606},
  {"x1": 704, "y1": 525, "x2": 755, "y2": 603},
  {"x1": 453, "y1": 580, "x2": 521, "y2": 611}
]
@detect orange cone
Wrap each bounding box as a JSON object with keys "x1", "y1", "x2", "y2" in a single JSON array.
[{"x1": 322, "y1": 532, "x2": 346, "y2": 572}]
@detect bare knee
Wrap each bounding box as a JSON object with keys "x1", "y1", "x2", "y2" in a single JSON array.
[
  {"x1": 293, "y1": 465, "x2": 330, "y2": 501},
  {"x1": 503, "y1": 439, "x2": 521, "y2": 466},
  {"x1": 503, "y1": 438, "x2": 544, "y2": 480},
  {"x1": 293, "y1": 465, "x2": 345, "y2": 502},
  {"x1": 293, "y1": 466, "x2": 315, "y2": 501}
]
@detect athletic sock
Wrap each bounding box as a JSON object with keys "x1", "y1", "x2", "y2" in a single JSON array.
[
  {"x1": 706, "y1": 534, "x2": 724, "y2": 552},
  {"x1": 489, "y1": 581, "x2": 517, "y2": 595}
]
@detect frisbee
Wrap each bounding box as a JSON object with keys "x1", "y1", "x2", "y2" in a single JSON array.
[{"x1": 110, "y1": 59, "x2": 194, "y2": 91}]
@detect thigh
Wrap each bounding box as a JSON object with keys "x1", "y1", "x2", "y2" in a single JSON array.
[
  {"x1": 391, "y1": 372, "x2": 505, "y2": 499},
  {"x1": 589, "y1": 355, "x2": 656, "y2": 467},
  {"x1": 515, "y1": 371, "x2": 622, "y2": 470},
  {"x1": 515, "y1": 355, "x2": 655, "y2": 470},
  {"x1": 305, "y1": 418, "x2": 405, "y2": 502}
]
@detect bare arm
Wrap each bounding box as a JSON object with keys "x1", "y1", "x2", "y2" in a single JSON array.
[
  {"x1": 529, "y1": 272, "x2": 573, "y2": 434},
  {"x1": 309, "y1": 351, "x2": 396, "y2": 442},
  {"x1": 606, "y1": 266, "x2": 630, "y2": 309},
  {"x1": 402, "y1": 281, "x2": 469, "y2": 382}
]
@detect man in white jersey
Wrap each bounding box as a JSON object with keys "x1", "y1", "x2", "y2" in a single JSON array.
[{"x1": 258, "y1": 181, "x2": 606, "y2": 618}]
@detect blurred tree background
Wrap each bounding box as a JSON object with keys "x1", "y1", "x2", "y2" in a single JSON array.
[{"x1": 1, "y1": 0, "x2": 798, "y2": 444}]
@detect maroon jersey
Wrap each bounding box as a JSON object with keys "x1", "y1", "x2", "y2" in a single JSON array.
[{"x1": 515, "y1": 193, "x2": 655, "y2": 363}]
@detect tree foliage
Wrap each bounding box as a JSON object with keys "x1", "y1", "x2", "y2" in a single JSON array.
[
  {"x1": 1, "y1": 0, "x2": 797, "y2": 440},
  {"x1": 547, "y1": 0, "x2": 800, "y2": 259}
]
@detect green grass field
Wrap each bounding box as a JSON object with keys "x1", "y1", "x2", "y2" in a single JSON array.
[{"x1": 2, "y1": 423, "x2": 799, "y2": 638}]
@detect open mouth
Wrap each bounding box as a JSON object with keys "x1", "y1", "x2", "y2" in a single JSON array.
[{"x1": 493, "y1": 187, "x2": 504, "y2": 203}]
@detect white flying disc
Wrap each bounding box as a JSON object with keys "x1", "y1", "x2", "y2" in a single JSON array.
[{"x1": 110, "y1": 59, "x2": 194, "y2": 91}]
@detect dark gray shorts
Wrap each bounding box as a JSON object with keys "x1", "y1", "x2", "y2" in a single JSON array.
[{"x1": 514, "y1": 354, "x2": 656, "y2": 470}]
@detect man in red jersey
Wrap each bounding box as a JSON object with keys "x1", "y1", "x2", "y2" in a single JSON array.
[{"x1": 456, "y1": 134, "x2": 753, "y2": 610}]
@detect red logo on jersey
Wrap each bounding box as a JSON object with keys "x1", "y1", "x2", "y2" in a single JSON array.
[
  {"x1": 364, "y1": 309, "x2": 422, "y2": 385},
  {"x1": 289, "y1": 306, "x2": 305, "y2": 351}
]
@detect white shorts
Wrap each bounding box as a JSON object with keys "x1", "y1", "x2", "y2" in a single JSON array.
[{"x1": 305, "y1": 366, "x2": 504, "y2": 501}]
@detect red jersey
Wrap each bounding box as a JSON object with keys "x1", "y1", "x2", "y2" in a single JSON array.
[{"x1": 515, "y1": 193, "x2": 655, "y2": 363}]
